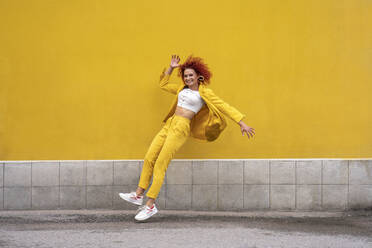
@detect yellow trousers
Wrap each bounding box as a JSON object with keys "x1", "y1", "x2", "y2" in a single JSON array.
[{"x1": 138, "y1": 114, "x2": 191, "y2": 199}]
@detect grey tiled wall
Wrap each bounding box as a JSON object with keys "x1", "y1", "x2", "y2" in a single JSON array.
[{"x1": 0, "y1": 160, "x2": 371, "y2": 211}]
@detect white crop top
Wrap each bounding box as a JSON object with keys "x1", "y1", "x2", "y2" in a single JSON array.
[{"x1": 177, "y1": 88, "x2": 205, "y2": 114}]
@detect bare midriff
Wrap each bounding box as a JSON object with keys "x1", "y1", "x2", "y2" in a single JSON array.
[{"x1": 174, "y1": 106, "x2": 195, "y2": 120}]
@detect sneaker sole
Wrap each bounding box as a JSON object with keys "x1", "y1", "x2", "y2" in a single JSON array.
[
  {"x1": 119, "y1": 193, "x2": 143, "y2": 206},
  {"x1": 135, "y1": 210, "x2": 158, "y2": 221}
]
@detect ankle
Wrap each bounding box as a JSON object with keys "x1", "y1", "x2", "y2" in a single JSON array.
[{"x1": 135, "y1": 190, "x2": 144, "y2": 196}]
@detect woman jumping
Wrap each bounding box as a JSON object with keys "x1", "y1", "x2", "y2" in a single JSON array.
[{"x1": 119, "y1": 54, "x2": 255, "y2": 221}]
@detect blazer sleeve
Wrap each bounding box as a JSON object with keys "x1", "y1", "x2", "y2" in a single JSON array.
[
  {"x1": 205, "y1": 88, "x2": 246, "y2": 124},
  {"x1": 159, "y1": 67, "x2": 179, "y2": 95}
]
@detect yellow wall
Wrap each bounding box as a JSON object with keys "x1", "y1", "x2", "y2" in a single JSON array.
[{"x1": 0, "y1": 0, "x2": 371, "y2": 160}]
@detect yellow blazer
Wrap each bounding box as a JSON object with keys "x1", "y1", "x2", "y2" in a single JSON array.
[{"x1": 159, "y1": 67, "x2": 246, "y2": 142}]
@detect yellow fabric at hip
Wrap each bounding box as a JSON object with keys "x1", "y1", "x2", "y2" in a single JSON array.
[{"x1": 138, "y1": 114, "x2": 191, "y2": 199}]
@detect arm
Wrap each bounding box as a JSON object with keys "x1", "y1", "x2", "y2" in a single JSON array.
[
  {"x1": 159, "y1": 55, "x2": 181, "y2": 95},
  {"x1": 205, "y1": 87, "x2": 256, "y2": 139},
  {"x1": 205, "y1": 88, "x2": 246, "y2": 124},
  {"x1": 159, "y1": 66, "x2": 179, "y2": 95}
]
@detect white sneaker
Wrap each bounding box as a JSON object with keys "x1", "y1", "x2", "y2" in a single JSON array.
[
  {"x1": 119, "y1": 192, "x2": 143, "y2": 206},
  {"x1": 134, "y1": 204, "x2": 158, "y2": 221}
]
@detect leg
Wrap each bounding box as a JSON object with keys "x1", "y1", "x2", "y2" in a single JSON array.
[
  {"x1": 137, "y1": 117, "x2": 173, "y2": 191},
  {"x1": 146, "y1": 117, "x2": 190, "y2": 201},
  {"x1": 135, "y1": 186, "x2": 145, "y2": 196},
  {"x1": 119, "y1": 121, "x2": 171, "y2": 207}
]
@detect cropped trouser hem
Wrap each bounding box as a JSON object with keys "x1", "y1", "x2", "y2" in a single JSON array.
[{"x1": 138, "y1": 114, "x2": 191, "y2": 199}]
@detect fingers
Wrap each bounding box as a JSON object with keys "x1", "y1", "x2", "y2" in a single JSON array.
[
  {"x1": 244, "y1": 130, "x2": 250, "y2": 139},
  {"x1": 247, "y1": 127, "x2": 255, "y2": 136},
  {"x1": 171, "y1": 54, "x2": 180, "y2": 62},
  {"x1": 242, "y1": 129, "x2": 249, "y2": 139},
  {"x1": 249, "y1": 130, "x2": 255, "y2": 138},
  {"x1": 244, "y1": 128, "x2": 255, "y2": 139}
]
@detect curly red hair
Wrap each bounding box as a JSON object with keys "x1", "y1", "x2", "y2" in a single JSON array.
[{"x1": 177, "y1": 55, "x2": 212, "y2": 85}]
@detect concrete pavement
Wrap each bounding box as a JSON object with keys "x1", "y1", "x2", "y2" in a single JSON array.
[{"x1": 0, "y1": 209, "x2": 372, "y2": 248}]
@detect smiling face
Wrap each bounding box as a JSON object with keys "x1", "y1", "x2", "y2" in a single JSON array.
[{"x1": 183, "y1": 68, "x2": 199, "y2": 87}]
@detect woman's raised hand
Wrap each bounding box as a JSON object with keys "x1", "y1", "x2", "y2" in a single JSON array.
[{"x1": 170, "y1": 55, "x2": 181, "y2": 68}]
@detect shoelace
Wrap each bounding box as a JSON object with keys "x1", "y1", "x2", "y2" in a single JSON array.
[
  {"x1": 131, "y1": 192, "x2": 142, "y2": 200},
  {"x1": 146, "y1": 205, "x2": 155, "y2": 214}
]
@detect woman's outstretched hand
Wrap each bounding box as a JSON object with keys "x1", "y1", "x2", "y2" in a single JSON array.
[
  {"x1": 170, "y1": 55, "x2": 181, "y2": 68},
  {"x1": 238, "y1": 121, "x2": 255, "y2": 139}
]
